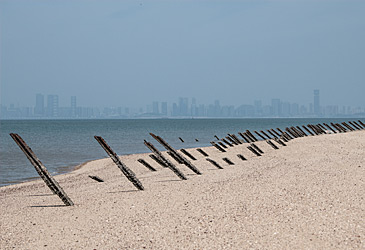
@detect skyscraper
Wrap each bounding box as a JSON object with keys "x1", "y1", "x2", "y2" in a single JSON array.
[
  {"x1": 47, "y1": 95, "x2": 59, "y2": 117},
  {"x1": 161, "y1": 102, "x2": 168, "y2": 116},
  {"x1": 254, "y1": 100, "x2": 262, "y2": 117},
  {"x1": 71, "y1": 96, "x2": 77, "y2": 117},
  {"x1": 179, "y1": 97, "x2": 188, "y2": 116},
  {"x1": 281, "y1": 102, "x2": 291, "y2": 117},
  {"x1": 214, "y1": 100, "x2": 221, "y2": 117},
  {"x1": 152, "y1": 101, "x2": 159, "y2": 114},
  {"x1": 172, "y1": 103, "x2": 178, "y2": 116},
  {"x1": 291, "y1": 103, "x2": 299, "y2": 116},
  {"x1": 34, "y1": 93, "x2": 44, "y2": 116},
  {"x1": 191, "y1": 98, "x2": 197, "y2": 117},
  {"x1": 314, "y1": 89, "x2": 320, "y2": 115},
  {"x1": 271, "y1": 99, "x2": 281, "y2": 116}
]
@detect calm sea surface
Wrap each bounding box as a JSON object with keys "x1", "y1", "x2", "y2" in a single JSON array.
[{"x1": 0, "y1": 118, "x2": 358, "y2": 186}]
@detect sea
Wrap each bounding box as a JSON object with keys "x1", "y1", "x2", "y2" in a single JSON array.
[{"x1": 0, "y1": 118, "x2": 360, "y2": 187}]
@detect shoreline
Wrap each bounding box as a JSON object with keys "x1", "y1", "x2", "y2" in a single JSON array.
[
  {"x1": 0, "y1": 126, "x2": 362, "y2": 191},
  {"x1": 0, "y1": 146, "x2": 210, "y2": 189},
  {"x1": 0, "y1": 159, "x2": 95, "y2": 188},
  {"x1": 1, "y1": 130, "x2": 364, "y2": 249},
  {"x1": 0, "y1": 143, "x2": 219, "y2": 191},
  {"x1": 2, "y1": 118, "x2": 363, "y2": 188}
]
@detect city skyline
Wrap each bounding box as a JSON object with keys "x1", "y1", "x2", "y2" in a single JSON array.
[{"x1": 1, "y1": 90, "x2": 364, "y2": 119}]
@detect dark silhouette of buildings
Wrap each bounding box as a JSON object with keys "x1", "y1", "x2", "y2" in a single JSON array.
[
  {"x1": 314, "y1": 89, "x2": 320, "y2": 116},
  {"x1": 34, "y1": 93, "x2": 45, "y2": 117},
  {"x1": 0, "y1": 91, "x2": 364, "y2": 119},
  {"x1": 47, "y1": 95, "x2": 59, "y2": 117},
  {"x1": 71, "y1": 96, "x2": 77, "y2": 118}
]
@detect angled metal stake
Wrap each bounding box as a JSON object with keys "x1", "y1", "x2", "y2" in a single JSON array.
[
  {"x1": 94, "y1": 136, "x2": 144, "y2": 190},
  {"x1": 144, "y1": 140, "x2": 187, "y2": 180},
  {"x1": 10, "y1": 133, "x2": 74, "y2": 206},
  {"x1": 150, "y1": 133, "x2": 202, "y2": 175}
]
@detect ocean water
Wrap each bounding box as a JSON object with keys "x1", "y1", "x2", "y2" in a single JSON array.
[{"x1": 0, "y1": 118, "x2": 359, "y2": 186}]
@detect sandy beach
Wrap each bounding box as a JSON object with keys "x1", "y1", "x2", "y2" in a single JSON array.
[{"x1": 1, "y1": 130, "x2": 364, "y2": 249}]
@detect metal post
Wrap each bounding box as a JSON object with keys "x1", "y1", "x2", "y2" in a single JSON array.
[
  {"x1": 150, "y1": 133, "x2": 202, "y2": 175},
  {"x1": 145, "y1": 140, "x2": 187, "y2": 180},
  {"x1": 94, "y1": 136, "x2": 144, "y2": 190},
  {"x1": 10, "y1": 133, "x2": 74, "y2": 206}
]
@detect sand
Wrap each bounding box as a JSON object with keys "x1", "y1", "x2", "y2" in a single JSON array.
[{"x1": 0, "y1": 131, "x2": 364, "y2": 249}]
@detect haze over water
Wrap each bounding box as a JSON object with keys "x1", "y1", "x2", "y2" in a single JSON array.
[
  {"x1": 1, "y1": 1, "x2": 364, "y2": 186},
  {"x1": 1, "y1": 1, "x2": 364, "y2": 108}
]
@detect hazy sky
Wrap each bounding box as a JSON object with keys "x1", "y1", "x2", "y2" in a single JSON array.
[{"x1": 1, "y1": 0, "x2": 364, "y2": 108}]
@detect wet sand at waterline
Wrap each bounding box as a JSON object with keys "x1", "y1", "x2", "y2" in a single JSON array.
[{"x1": 1, "y1": 131, "x2": 364, "y2": 249}]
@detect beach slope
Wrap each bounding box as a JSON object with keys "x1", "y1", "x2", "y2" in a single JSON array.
[{"x1": 1, "y1": 131, "x2": 364, "y2": 249}]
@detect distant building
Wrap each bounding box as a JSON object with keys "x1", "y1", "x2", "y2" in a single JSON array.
[
  {"x1": 152, "y1": 101, "x2": 159, "y2": 114},
  {"x1": 271, "y1": 99, "x2": 281, "y2": 116},
  {"x1": 236, "y1": 105, "x2": 254, "y2": 117},
  {"x1": 221, "y1": 105, "x2": 234, "y2": 117},
  {"x1": 34, "y1": 93, "x2": 45, "y2": 116},
  {"x1": 281, "y1": 102, "x2": 291, "y2": 117},
  {"x1": 179, "y1": 97, "x2": 189, "y2": 116},
  {"x1": 301, "y1": 105, "x2": 308, "y2": 115},
  {"x1": 314, "y1": 89, "x2": 320, "y2": 116},
  {"x1": 2, "y1": 91, "x2": 364, "y2": 119},
  {"x1": 262, "y1": 105, "x2": 272, "y2": 117},
  {"x1": 191, "y1": 98, "x2": 197, "y2": 117},
  {"x1": 71, "y1": 96, "x2": 77, "y2": 117},
  {"x1": 214, "y1": 100, "x2": 221, "y2": 117},
  {"x1": 254, "y1": 100, "x2": 262, "y2": 117},
  {"x1": 309, "y1": 103, "x2": 313, "y2": 114},
  {"x1": 172, "y1": 103, "x2": 178, "y2": 116},
  {"x1": 47, "y1": 95, "x2": 59, "y2": 117},
  {"x1": 324, "y1": 105, "x2": 339, "y2": 117},
  {"x1": 198, "y1": 104, "x2": 206, "y2": 117},
  {"x1": 161, "y1": 102, "x2": 168, "y2": 116},
  {"x1": 207, "y1": 104, "x2": 215, "y2": 117},
  {"x1": 341, "y1": 106, "x2": 346, "y2": 115},
  {"x1": 291, "y1": 103, "x2": 299, "y2": 116}
]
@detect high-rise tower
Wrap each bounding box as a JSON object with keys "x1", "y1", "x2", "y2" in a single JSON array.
[
  {"x1": 314, "y1": 90, "x2": 320, "y2": 115},
  {"x1": 34, "y1": 94, "x2": 44, "y2": 116},
  {"x1": 47, "y1": 95, "x2": 59, "y2": 117},
  {"x1": 71, "y1": 96, "x2": 77, "y2": 117},
  {"x1": 179, "y1": 97, "x2": 189, "y2": 116},
  {"x1": 161, "y1": 102, "x2": 168, "y2": 115},
  {"x1": 152, "y1": 101, "x2": 159, "y2": 114},
  {"x1": 271, "y1": 99, "x2": 281, "y2": 116}
]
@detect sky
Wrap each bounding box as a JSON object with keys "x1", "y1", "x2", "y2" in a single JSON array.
[{"x1": 1, "y1": 0, "x2": 364, "y2": 108}]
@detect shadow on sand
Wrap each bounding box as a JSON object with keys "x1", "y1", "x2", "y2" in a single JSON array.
[{"x1": 30, "y1": 204, "x2": 68, "y2": 208}]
